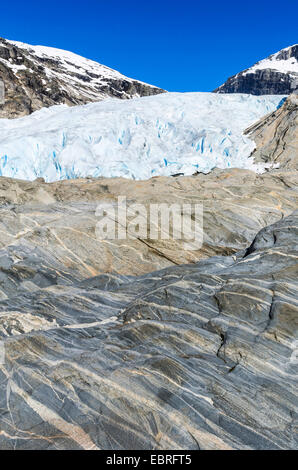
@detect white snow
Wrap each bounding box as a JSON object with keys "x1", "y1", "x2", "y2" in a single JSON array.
[
  {"x1": 0, "y1": 57, "x2": 27, "y2": 73},
  {"x1": 0, "y1": 92, "x2": 285, "y2": 182},
  {"x1": 242, "y1": 44, "x2": 298, "y2": 76},
  {"x1": 6, "y1": 39, "x2": 156, "y2": 93}
]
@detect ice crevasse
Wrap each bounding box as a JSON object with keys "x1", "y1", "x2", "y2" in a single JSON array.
[{"x1": 0, "y1": 92, "x2": 285, "y2": 182}]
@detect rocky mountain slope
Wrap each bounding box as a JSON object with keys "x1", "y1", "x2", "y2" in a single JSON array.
[
  {"x1": 0, "y1": 38, "x2": 164, "y2": 118},
  {"x1": 215, "y1": 44, "x2": 298, "y2": 95},
  {"x1": 245, "y1": 93, "x2": 298, "y2": 169},
  {"x1": 0, "y1": 206, "x2": 297, "y2": 449}
]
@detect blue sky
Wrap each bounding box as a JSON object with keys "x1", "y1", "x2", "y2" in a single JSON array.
[{"x1": 0, "y1": 0, "x2": 297, "y2": 92}]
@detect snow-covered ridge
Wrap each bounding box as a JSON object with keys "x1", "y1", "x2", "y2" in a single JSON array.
[
  {"x1": 0, "y1": 92, "x2": 285, "y2": 182},
  {"x1": 243, "y1": 44, "x2": 298, "y2": 77},
  {"x1": 7, "y1": 39, "x2": 154, "y2": 87},
  {"x1": 215, "y1": 44, "x2": 298, "y2": 95},
  {"x1": 0, "y1": 37, "x2": 164, "y2": 118}
]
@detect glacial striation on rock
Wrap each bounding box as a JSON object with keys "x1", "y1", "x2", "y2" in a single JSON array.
[
  {"x1": 0, "y1": 168, "x2": 297, "y2": 277},
  {"x1": 0, "y1": 38, "x2": 165, "y2": 119},
  {"x1": 0, "y1": 210, "x2": 297, "y2": 449},
  {"x1": 215, "y1": 44, "x2": 298, "y2": 95}
]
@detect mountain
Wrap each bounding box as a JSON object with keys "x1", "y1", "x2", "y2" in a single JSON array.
[
  {"x1": 245, "y1": 93, "x2": 298, "y2": 169},
  {"x1": 215, "y1": 44, "x2": 298, "y2": 95},
  {"x1": 0, "y1": 92, "x2": 283, "y2": 181},
  {"x1": 0, "y1": 67, "x2": 297, "y2": 449},
  {"x1": 0, "y1": 38, "x2": 165, "y2": 118}
]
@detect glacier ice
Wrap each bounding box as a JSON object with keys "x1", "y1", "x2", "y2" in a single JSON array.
[{"x1": 0, "y1": 92, "x2": 285, "y2": 182}]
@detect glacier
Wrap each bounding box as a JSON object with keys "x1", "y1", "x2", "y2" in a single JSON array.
[{"x1": 0, "y1": 92, "x2": 285, "y2": 182}]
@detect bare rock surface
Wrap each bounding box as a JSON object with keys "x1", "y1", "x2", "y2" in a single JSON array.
[
  {"x1": 0, "y1": 208, "x2": 297, "y2": 449},
  {"x1": 246, "y1": 94, "x2": 298, "y2": 170},
  {"x1": 0, "y1": 168, "x2": 297, "y2": 278}
]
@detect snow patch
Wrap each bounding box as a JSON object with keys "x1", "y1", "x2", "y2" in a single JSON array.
[
  {"x1": 7, "y1": 39, "x2": 156, "y2": 90},
  {"x1": 242, "y1": 44, "x2": 298, "y2": 76}
]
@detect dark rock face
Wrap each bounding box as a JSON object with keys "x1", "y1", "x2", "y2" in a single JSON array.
[
  {"x1": 0, "y1": 38, "x2": 165, "y2": 118},
  {"x1": 0, "y1": 201, "x2": 297, "y2": 448},
  {"x1": 216, "y1": 69, "x2": 296, "y2": 95},
  {"x1": 276, "y1": 44, "x2": 298, "y2": 61},
  {"x1": 215, "y1": 45, "x2": 298, "y2": 95}
]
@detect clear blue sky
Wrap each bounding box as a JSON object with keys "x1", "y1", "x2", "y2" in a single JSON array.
[{"x1": 0, "y1": 0, "x2": 297, "y2": 92}]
